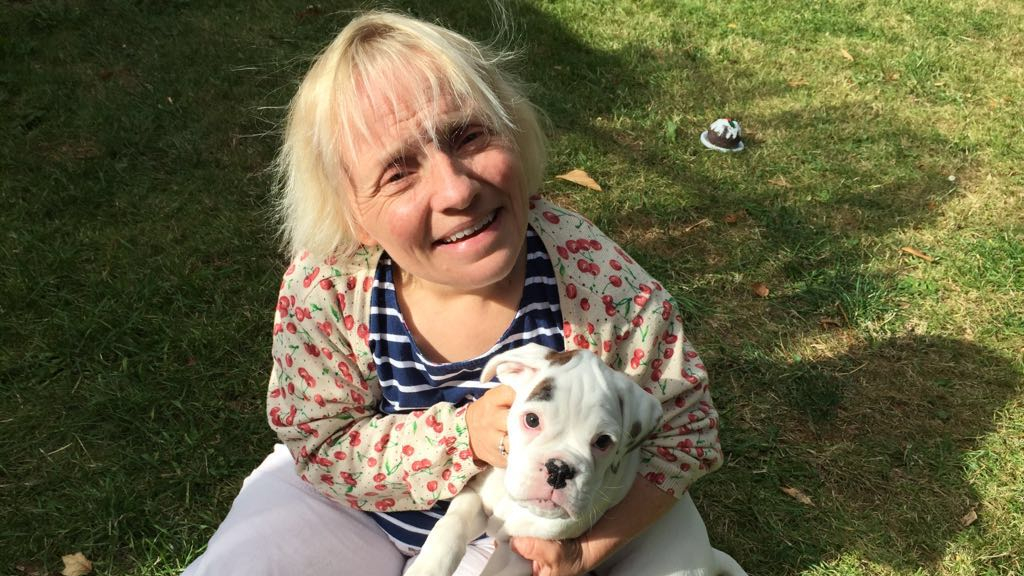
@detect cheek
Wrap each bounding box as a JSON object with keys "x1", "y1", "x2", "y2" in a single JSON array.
[
  {"x1": 359, "y1": 198, "x2": 421, "y2": 244},
  {"x1": 475, "y1": 148, "x2": 522, "y2": 191}
]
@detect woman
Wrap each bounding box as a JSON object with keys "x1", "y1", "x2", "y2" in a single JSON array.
[{"x1": 184, "y1": 10, "x2": 722, "y2": 576}]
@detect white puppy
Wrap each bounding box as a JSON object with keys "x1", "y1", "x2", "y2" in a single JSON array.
[{"x1": 406, "y1": 343, "x2": 745, "y2": 576}]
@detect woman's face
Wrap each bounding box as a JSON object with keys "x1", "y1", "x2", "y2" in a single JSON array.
[{"x1": 344, "y1": 74, "x2": 529, "y2": 296}]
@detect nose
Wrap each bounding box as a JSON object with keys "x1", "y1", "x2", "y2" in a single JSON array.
[
  {"x1": 428, "y1": 150, "x2": 476, "y2": 212},
  {"x1": 544, "y1": 459, "x2": 576, "y2": 489}
]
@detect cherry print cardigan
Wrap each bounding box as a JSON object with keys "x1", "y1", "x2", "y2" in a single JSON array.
[{"x1": 267, "y1": 196, "x2": 723, "y2": 513}]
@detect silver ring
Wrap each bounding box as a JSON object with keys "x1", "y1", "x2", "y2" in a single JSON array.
[{"x1": 498, "y1": 435, "x2": 508, "y2": 457}]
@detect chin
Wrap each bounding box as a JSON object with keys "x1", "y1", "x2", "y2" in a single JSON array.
[{"x1": 520, "y1": 500, "x2": 571, "y2": 520}]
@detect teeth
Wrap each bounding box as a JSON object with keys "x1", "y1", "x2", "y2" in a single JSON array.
[{"x1": 442, "y1": 212, "x2": 495, "y2": 244}]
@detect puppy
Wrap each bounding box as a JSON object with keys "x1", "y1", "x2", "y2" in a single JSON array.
[{"x1": 406, "y1": 343, "x2": 745, "y2": 576}]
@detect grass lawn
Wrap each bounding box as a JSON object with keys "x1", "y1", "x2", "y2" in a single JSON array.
[{"x1": 2, "y1": 0, "x2": 1021, "y2": 574}]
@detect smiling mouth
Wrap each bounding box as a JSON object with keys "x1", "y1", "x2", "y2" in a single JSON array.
[{"x1": 437, "y1": 211, "x2": 497, "y2": 245}]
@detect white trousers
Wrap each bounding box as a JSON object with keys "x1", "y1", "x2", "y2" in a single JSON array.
[{"x1": 182, "y1": 444, "x2": 717, "y2": 576}]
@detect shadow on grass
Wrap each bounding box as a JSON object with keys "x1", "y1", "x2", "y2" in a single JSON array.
[
  {"x1": 703, "y1": 334, "x2": 1022, "y2": 573},
  {"x1": 1, "y1": 1, "x2": 1017, "y2": 575}
]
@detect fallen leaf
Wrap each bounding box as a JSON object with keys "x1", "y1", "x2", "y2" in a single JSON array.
[
  {"x1": 555, "y1": 169, "x2": 603, "y2": 191},
  {"x1": 15, "y1": 564, "x2": 44, "y2": 576},
  {"x1": 727, "y1": 22, "x2": 738, "y2": 29},
  {"x1": 900, "y1": 246, "x2": 934, "y2": 262},
  {"x1": 840, "y1": 48, "x2": 854, "y2": 61},
  {"x1": 61, "y1": 553, "x2": 92, "y2": 576},
  {"x1": 787, "y1": 78, "x2": 808, "y2": 87},
  {"x1": 768, "y1": 176, "x2": 791, "y2": 188},
  {"x1": 296, "y1": 4, "x2": 324, "y2": 19},
  {"x1": 752, "y1": 282, "x2": 770, "y2": 298},
  {"x1": 781, "y1": 486, "x2": 815, "y2": 506},
  {"x1": 819, "y1": 317, "x2": 842, "y2": 329},
  {"x1": 960, "y1": 508, "x2": 978, "y2": 527},
  {"x1": 723, "y1": 211, "x2": 746, "y2": 224}
]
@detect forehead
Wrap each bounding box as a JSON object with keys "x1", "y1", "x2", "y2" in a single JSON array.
[
  {"x1": 344, "y1": 66, "x2": 471, "y2": 165},
  {"x1": 517, "y1": 368, "x2": 624, "y2": 427}
]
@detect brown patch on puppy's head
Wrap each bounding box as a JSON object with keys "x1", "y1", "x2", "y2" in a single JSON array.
[
  {"x1": 527, "y1": 378, "x2": 555, "y2": 402},
  {"x1": 545, "y1": 349, "x2": 580, "y2": 366}
]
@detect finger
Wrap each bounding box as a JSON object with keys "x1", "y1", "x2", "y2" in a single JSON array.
[
  {"x1": 486, "y1": 384, "x2": 516, "y2": 406},
  {"x1": 509, "y1": 536, "x2": 527, "y2": 557}
]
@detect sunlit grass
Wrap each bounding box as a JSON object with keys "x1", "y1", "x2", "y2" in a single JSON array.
[{"x1": 2, "y1": 0, "x2": 1021, "y2": 574}]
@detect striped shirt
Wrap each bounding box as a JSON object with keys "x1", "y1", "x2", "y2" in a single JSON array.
[{"x1": 365, "y1": 226, "x2": 564, "y2": 553}]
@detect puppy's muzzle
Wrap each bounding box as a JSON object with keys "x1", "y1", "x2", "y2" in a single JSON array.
[{"x1": 545, "y1": 459, "x2": 576, "y2": 489}]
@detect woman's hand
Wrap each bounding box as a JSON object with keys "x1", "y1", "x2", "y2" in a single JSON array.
[
  {"x1": 465, "y1": 384, "x2": 515, "y2": 467},
  {"x1": 509, "y1": 536, "x2": 588, "y2": 576}
]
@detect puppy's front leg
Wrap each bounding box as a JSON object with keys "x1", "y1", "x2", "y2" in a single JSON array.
[
  {"x1": 478, "y1": 537, "x2": 531, "y2": 576},
  {"x1": 405, "y1": 488, "x2": 487, "y2": 576}
]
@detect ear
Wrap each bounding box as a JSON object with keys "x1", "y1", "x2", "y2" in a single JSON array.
[
  {"x1": 345, "y1": 193, "x2": 378, "y2": 247},
  {"x1": 617, "y1": 377, "x2": 664, "y2": 454},
  {"x1": 351, "y1": 219, "x2": 377, "y2": 247},
  {"x1": 480, "y1": 343, "x2": 557, "y2": 394}
]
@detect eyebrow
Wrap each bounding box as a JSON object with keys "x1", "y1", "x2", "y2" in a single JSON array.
[{"x1": 375, "y1": 115, "x2": 475, "y2": 169}]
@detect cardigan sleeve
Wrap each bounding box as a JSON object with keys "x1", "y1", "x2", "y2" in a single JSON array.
[
  {"x1": 531, "y1": 199, "x2": 723, "y2": 497},
  {"x1": 601, "y1": 282, "x2": 722, "y2": 496},
  {"x1": 266, "y1": 253, "x2": 484, "y2": 512}
]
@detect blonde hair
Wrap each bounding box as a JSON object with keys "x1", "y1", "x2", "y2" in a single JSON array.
[{"x1": 274, "y1": 11, "x2": 546, "y2": 258}]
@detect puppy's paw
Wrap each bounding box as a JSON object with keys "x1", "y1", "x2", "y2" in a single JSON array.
[
  {"x1": 406, "y1": 551, "x2": 459, "y2": 576},
  {"x1": 405, "y1": 558, "x2": 443, "y2": 576}
]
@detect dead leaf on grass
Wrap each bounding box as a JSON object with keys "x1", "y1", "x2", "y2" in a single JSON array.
[
  {"x1": 781, "y1": 486, "x2": 815, "y2": 506},
  {"x1": 752, "y1": 282, "x2": 770, "y2": 298},
  {"x1": 296, "y1": 5, "x2": 324, "y2": 19},
  {"x1": 723, "y1": 210, "x2": 746, "y2": 224},
  {"x1": 787, "y1": 78, "x2": 808, "y2": 87},
  {"x1": 960, "y1": 507, "x2": 978, "y2": 527},
  {"x1": 767, "y1": 176, "x2": 792, "y2": 188},
  {"x1": 900, "y1": 246, "x2": 934, "y2": 262},
  {"x1": 840, "y1": 48, "x2": 855, "y2": 61},
  {"x1": 15, "y1": 564, "x2": 44, "y2": 576},
  {"x1": 61, "y1": 553, "x2": 92, "y2": 576},
  {"x1": 819, "y1": 317, "x2": 843, "y2": 329},
  {"x1": 555, "y1": 169, "x2": 603, "y2": 191}
]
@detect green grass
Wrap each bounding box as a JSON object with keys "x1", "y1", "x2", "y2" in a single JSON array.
[{"x1": 2, "y1": 0, "x2": 1021, "y2": 574}]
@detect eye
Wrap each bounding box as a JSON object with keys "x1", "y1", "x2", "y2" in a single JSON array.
[
  {"x1": 523, "y1": 412, "x2": 540, "y2": 429},
  {"x1": 452, "y1": 124, "x2": 490, "y2": 152},
  {"x1": 378, "y1": 156, "x2": 418, "y2": 191},
  {"x1": 382, "y1": 163, "x2": 409, "y2": 185},
  {"x1": 593, "y1": 434, "x2": 614, "y2": 451}
]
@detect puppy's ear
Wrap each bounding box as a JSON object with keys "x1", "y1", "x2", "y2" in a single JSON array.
[
  {"x1": 617, "y1": 377, "x2": 664, "y2": 454},
  {"x1": 480, "y1": 343, "x2": 558, "y2": 393}
]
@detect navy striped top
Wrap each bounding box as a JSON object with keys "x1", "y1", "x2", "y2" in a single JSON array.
[{"x1": 365, "y1": 226, "x2": 564, "y2": 553}]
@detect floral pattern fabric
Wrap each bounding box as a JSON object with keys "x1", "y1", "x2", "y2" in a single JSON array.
[{"x1": 267, "y1": 196, "x2": 723, "y2": 513}]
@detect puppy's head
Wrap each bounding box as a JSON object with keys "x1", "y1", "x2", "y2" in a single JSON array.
[{"x1": 481, "y1": 343, "x2": 662, "y2": 536}]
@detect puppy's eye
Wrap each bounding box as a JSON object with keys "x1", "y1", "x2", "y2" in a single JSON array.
[
  {"x1": 593, "y1": 434, "x2": 614, "y2": 451},
  {"x1": 524, "y1": 413, "x2": 540, "y2": 429}
]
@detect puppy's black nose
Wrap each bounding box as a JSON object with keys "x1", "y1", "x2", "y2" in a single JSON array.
[{"x1": 545, "y1": 459, "x2": 576, "y2": 489}]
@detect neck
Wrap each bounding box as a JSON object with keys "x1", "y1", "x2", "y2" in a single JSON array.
[{"x1": 396, "y1": 244, "x2": 528, "y2": 305}]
